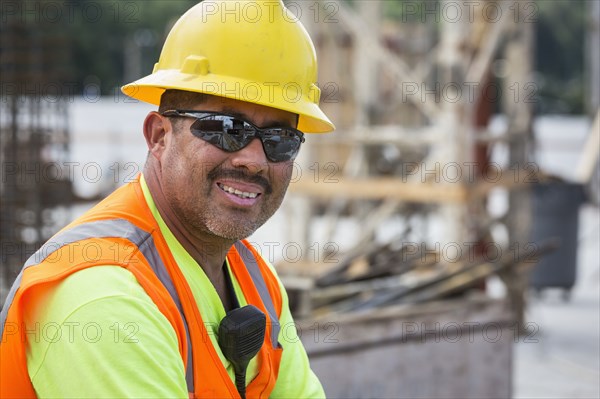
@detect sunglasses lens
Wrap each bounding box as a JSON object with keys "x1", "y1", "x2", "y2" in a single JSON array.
[
  {"x1": 193, "y1": 118, "x2": 225, "y2": 132},
  {"x1": 189, "y1": 115, "x2": 302, "y2": 162},
  {"x1": 262, "y1": 129, "x2": 302, "y2": 162},
  {"x1": 192, "y1": 117, "x2": 256, "y2": 151},
  {"x1": 191, "y1": 119, "x2": 225, "y2": 147}
]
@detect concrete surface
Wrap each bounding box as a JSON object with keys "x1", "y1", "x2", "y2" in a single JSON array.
[{"x1": 301, "y1": 298, "x2": 513, "y2": 399}]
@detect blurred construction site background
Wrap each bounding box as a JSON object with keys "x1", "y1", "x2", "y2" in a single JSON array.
[{"x1": 1, "y1": 1, "x2": 598, "y2": 397}]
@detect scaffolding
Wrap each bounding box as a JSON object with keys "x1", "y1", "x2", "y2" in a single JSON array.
[{"x1": 283, "y1": 0, "x2": 535, "y2": 325}]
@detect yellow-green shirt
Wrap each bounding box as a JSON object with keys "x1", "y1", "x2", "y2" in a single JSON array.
[{"x1": 25, "y1": 175, "x2": 325, "y2": 398}]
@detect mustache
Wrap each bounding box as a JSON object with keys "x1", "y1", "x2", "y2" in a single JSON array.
[{"x1": 207, "y1": 166, "x2": 273, "y2": 195}]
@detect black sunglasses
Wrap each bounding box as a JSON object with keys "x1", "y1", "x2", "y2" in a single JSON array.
[{"x1": 161, "y1": 110, "x2": 305, "y2": 163}]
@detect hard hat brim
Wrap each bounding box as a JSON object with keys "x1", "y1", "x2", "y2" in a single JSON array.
[{"x1": 122, "y1": 70, "x2": 335, "y2": 134}]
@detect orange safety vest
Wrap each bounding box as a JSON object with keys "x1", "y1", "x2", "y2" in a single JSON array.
[{"x1": 0, "y1": 176, "x2": 283, "y2": 398}]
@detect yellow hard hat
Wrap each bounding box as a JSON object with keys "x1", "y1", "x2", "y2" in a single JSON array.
[{"x1": 122, "y1": 0, "x2": 334, "y2": 133}]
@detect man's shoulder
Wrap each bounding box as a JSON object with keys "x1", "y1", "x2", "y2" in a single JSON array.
[
  {"x1": 54, "y1": 265, "x2": 148, "y2": 302},
  {"x1": 74, "y1": 178, "x2": 145, "y2": 224},
  {"x1": 24, "y1": 266, "x2": 153, "y2": 325}
]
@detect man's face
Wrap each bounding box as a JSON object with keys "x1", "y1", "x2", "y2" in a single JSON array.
[{"x1": 158, "y1": 96, "x2": 298, "y2": 241}]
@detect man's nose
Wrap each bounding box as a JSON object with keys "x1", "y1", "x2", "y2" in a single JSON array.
[{"x1": 229, "y1": 138, "x2": 268, "y2": 174}]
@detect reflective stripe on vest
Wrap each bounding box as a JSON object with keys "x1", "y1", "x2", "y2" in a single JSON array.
[
  {"x1": 233, "y1": 241, "x2": 281, "y2": 348},
  {"x1": 0, "y1": 218, "x2": 280, "y2": 394}
]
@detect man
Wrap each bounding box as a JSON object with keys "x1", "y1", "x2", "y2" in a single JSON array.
[{"x1": 0, "y1": 1, "x2": 334, "y2": 397}]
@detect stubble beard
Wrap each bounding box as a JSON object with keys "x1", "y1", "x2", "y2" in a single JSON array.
[
  {"x1": 175, "y1": 175, "x2": 290, "y2": 242},
  {"x1": 188, "y1": 187, "x2": 287, "y2": 241}
]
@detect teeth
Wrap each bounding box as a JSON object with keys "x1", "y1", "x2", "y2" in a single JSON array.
[{"x1": 218, "y1": 183, "x2": 258, "y2": 199}]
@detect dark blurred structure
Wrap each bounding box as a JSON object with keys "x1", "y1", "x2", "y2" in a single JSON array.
[
  {"x1": 529, "y1": 181, "x2": 585, "y2": 299},
  {"x1": 0, "y1": 9, "x2": 75, "y2": 302}
]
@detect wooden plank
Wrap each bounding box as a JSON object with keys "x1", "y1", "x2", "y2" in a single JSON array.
[
  {"x1": 289, "y1": 177, "x2": 468, "y2": 203},
  {"x1": 289, "y1": 170, "x2": 532, "y2": 204}
]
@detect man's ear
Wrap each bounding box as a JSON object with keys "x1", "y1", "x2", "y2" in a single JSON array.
[{"x1": 143, "y1": 112, "x2": 170, "y2": 160}]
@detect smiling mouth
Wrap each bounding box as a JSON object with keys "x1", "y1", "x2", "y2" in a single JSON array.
[{"x1": 217, "y1": 183, "x2": 260, "y2": 199}]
